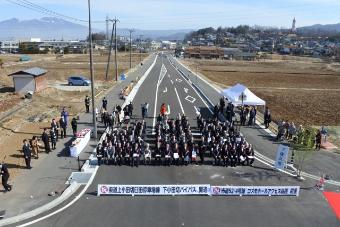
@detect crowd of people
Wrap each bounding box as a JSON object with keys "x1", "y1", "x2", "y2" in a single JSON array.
[
  {"x1": 276, "y1": 120, "x2": 300, "y2": 141},
  {"x1": 197, "y1": 115, "x2": 255, "y2": 167},
  {"x1": 96, "y1": 120, "x2": 147, "y2": 167},
  {"x1": 20, "y1": 107, "x2": 78, "y2": 170},
  {"x1": 277, "y1": 119, "x2": 328, "y2": 150},
  {"x1": 95, "y1": 100, "x2": 255, "y2": 167},
  {"x1": 213, "y1": 97, "x2": 259, "y2": 127}
]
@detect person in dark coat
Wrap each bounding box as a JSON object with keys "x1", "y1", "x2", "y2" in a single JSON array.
[
  {"x1": 59, "y1": 117, "x2": 67, "y2": 139},
  {"x1": 51, "y1": 118, "x2": 60, "y2": 141},
  {"x1": 96, "y1": 143, "x2": 103, "y2": 166},
  {"x1": 128, "y1": 102, "x2": 133, "y2": 117},
  {"x1": 264, "y1": 107, "x2": 271, "y2": 129},
  {"x1": 71, "y1": 117, "x2": 78, "y2": 136},
  {"x1": 61, "y1": 107, "x2": 69, "y2": 126},
  {"x1": 248, "y1": 107, "x2": 256, "y2": 126},
  {"x1": 219, "y1": 97, "x2": 225, "y2": 114},
  {"x1": 50, "y1": 128, "x2": 57, "y2": 150},
  {"x1": 213, "y1": 105, "x2": 219, "y2": 120},
  {"x1": 0, "y1": 163, "x2": 12, "y2": 192},
  {"x1": 85, "y1": 95, "x2": 90, "y2": 113},
  {"x1": 315, "y1": 130, "x2": 322, "y2": 150},
  {"x1": 22, "y1": 139, "x2": 32, "y2": 169},
  {"x1": 42, "y1": 128, "x2": 51, "y2": 153},
  {"x1": 102, "y1": 97, "x2": 108, "y2": 110}
]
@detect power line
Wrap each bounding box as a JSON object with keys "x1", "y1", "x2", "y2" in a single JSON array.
[
  {"x1": 5, "y1": 0, "x2": 105, "y2": 23},
  {"x1": 18, "y1": 0, "x2": 87, "y2": 22}
]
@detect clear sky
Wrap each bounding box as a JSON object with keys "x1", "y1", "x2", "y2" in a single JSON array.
[{"x1": 1, "y1": 0, "x2": 340, "y2": 30}]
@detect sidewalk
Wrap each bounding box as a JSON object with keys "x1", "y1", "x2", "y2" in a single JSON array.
[{"x1": 0, "y1": 54, "x2": 156, "y2": 219}]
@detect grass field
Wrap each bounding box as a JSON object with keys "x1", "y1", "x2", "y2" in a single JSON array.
[{"x1": 181, "y1": 56, "x2": 340, "y2": 147}]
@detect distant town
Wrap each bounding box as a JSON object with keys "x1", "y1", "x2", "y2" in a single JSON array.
[{"x1": 1, "y1": 18, "x2": 340, "y2": 62}]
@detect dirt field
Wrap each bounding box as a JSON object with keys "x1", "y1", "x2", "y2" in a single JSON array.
[
  {"x1": 181, "y1": 56, "x2": 340, "y2": 147},
  {"x1": 0, "y1": 52, "x2": 149, "y2": 176}
]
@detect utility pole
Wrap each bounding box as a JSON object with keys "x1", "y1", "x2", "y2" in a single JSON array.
[
  {"x1": 114, "y1": 18, "x2": 119, "y2": 81},
  {"x1": 105, "y1": 14, "x2": 109, "y2": 40},
  {"x1": 139, "y1": 35, "x2": 143, "y2": 63},
  {"x1": 87, "y1": 0, "x2": 97, "y2": 139},
  {"x1": 128, "y1": 29, "x2": 134, "y2": 69},
  {"x1": 105, "y1": 18, "x2": 114, "y2": 80}
]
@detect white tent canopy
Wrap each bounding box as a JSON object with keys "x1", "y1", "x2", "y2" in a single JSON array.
[{"x1": 221, "y1": 83, "x2": 266, "y2": 106}]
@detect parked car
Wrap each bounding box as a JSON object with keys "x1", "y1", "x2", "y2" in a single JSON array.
[{"x1": 68, "y1": 76, "x2": 91, "y2": 86}]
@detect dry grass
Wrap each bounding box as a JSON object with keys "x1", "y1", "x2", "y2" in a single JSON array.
[
  {"x1": 0, "y1": 52, "x2": 148, "y2": 84},
  {"x1": 182, "y1": 58, "x2": 340, "y2": 123},
  {"x1": 0, "y1": 52, "x2": 149, "y2": 176},
  {"x1": 182, "y1": 57, "x2": 340, "y2": 147}
]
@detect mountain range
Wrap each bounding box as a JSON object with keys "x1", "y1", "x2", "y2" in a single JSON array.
[
  {"x1": 0, "y1": 17, "x2": 192, "y2": 41},
  {"x1": 298, "y1": 23, "x2": 340, "y2": 35},
  {"x1": 299, "y1": 23, "x2": 340, "y2": 32},
  {"x1": 2, "y1": 17, "x2": 340, "y2": 41}
]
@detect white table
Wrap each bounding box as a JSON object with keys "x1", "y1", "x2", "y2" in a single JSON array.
[{"x1": 70, "y1": 129, "x2": 91, "y2": 157}]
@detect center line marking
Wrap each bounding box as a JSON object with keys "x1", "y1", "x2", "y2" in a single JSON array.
[{"x1": 174, "y1": 87, "x2": 185, "y2": 115}]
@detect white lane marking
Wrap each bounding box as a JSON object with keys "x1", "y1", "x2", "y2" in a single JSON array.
[
  {"x1": 175, "y1": 78, "x2": 182, "y2": 83},
  {"x1": 254, "y1": 157, "x2": 296, "y2": 177},
  {"x1": 210, "y1": 174, "x2": 222, "y2": 179},
  {"x1": 167, "y1": 105, "x2": 171, "y2": 115},
  {"x1": 185, "y1": 95, "x2": 196, "y2": 103},
  {"x1": 168, "y1": 59, "x2": 213, "y2": 114},
  {"x1": 194, "y1": 106, "x2": 200, "y2": 115},
  {"x1": 163, "y1": 87, "x2": 167, "y2": 93},
  {"x1": 171, "y1": 80, "x2": 174, "y2": 85},
  {"x1": 18, "y1": 167, "x2": 99, "y2": 227},
  {"x1": 174, "y1": 87, "x2": 185, "y2": 115},
  {"x1": 152, "y1": 65, "x2": 163, "y2": 135},
  {"x1": 158, "y1": 64, "x2": 167, "y2": 85},
  {"x1": 184, "y1": 88, "x2": 188, "y2": 93},
  {"x1": 168, "y1": 74, "x2": 170, "y2": 78}
]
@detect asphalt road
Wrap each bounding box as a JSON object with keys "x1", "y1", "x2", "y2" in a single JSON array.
[{"x1": 19, "y1": 53, "x2": 339, "y2": 227}]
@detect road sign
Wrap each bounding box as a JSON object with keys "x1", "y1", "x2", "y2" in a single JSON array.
[
  {"x1": 275, "y1": 145, "x2": 289, "y2": 170},
  {"x1": 120, "y1": 74, "x2": 126, "y2": 81}
]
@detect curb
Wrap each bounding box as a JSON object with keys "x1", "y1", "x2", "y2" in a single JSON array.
[{"x1": 0, "y1": 183, "x2": 80, "y2": 227}]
